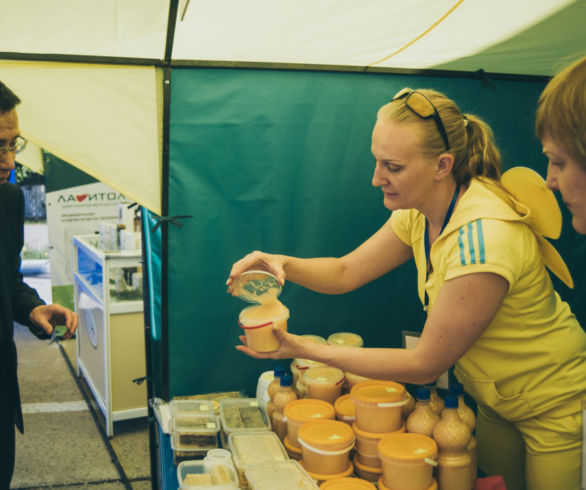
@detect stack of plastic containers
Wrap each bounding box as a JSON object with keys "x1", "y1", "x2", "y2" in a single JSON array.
[
  {"x1": 350, "y1": 380, "x2": 409, "y2": 483},
  {"x1": 169, "y1": 399, "x2": 219, "y2": 465},
  {"x1": 282, "y1": 399, "x2": 336, "y2": 461}
]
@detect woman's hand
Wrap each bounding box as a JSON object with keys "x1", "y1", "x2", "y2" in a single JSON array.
[
  {"x1": 236, "y1": 328, "x2": 309, "y2": 360},
  {"x1": 226, "y1": 250, "x2": 286, "y2": 294}
]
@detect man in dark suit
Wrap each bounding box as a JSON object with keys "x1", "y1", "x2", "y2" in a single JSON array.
[{"x1": 0, "y1": 81, "x2": 78, "y2": 488}]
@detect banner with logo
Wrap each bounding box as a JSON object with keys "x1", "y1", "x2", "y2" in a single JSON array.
[{"x1": 44, "y1": 153, "x2": 130, "y2": 309}]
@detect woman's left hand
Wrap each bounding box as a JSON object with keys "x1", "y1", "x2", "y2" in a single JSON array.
[{"x1": 236, "y1": 328, "x2": 309, "y2": 360}]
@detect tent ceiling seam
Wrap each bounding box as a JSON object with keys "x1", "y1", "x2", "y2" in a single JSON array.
[{"x1": 367, "y1": 0, "x2": 465, "y2": 67}]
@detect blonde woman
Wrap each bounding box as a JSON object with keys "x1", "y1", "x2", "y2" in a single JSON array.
[{"x1": 227, "y1": 88, "x2": 586, "y2": 489}]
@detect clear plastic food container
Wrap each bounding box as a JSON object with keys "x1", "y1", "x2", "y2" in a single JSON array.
[
  {"x1": 170, "y1": 398, "x2": 215, "y2": 417},
  {"x1": 172, "y1": 413, "x2": 220, "y2": 449},
  {"x1": 228, "y1": 431, "x2": 288, "y2": 487},
  {"x1": 220, "y1": 398, "x2": 270, "y2": 434},
  {"x1": 177, "y1": 460, "x2": 239, "y2": 489},
  {"x1": 245, "y1": 460, "x2": 319, "y2": 490}
]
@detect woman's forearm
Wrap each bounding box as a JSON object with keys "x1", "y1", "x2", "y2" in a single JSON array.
[{"x1": 280, "y1": 255, "x2": 356, "y2": 294}]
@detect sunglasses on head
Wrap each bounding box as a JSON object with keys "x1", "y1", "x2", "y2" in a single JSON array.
[{"x1": 392, "y1": 88, "x2": 450, "y2": 151}]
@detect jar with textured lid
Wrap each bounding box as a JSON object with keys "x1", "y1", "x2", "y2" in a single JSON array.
[
  {"x1": 406, "y1": 387, "x2": 439, "y2": 437},
  {"x1": 433, "y1": 395, "x2": 472, "y2": 490},
  {"x1": 450, "y1": 382, "x2": 476, "y2": 432},
  {"x1": 350, "y1": 380, "x2": 408, "y2": 433},
  {"x1": 304, "y1": 366, "x2": 345, "y2": 405},
  {"x1": 283, "y1": 398, "x2": 335, "y2": 448}
]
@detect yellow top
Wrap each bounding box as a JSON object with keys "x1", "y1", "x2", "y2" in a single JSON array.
[
  {"x1": 334, "y1": 394, "x2": 355, "y2": 419},
  {"x1": 297, "y1": 420, "x2": 354, "y2": 450},
  {"x1": 350, "y1": 380, "x2": 405, "y2": 404},
  {"x1": 283, "y1": 398, "x2": 335, "y2": 422},
  {"x1": 327, "y1": 332, "x2": 364, "y2": 347},
  {"x1": 391, "y1": 178, "x2": 586, "y2": 419},
  {"x1": 378, "y1": 433, "x2": 437, "y2": 461}
]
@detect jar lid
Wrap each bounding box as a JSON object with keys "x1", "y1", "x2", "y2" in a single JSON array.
[
  {"x1": 350, "y1": 381, "x2": 405, "y2": 404},
  {"x1": 304, "y1": 461, "x2": 354, "y2": 482},
  {"x1": 283, "y1": 399, "x2": 335, "y2": 422},
  {"x1": 302, "y1": 334, "x2": 328, "y2": 344},
  {"x1": 304, "y1": 366, "x2": 345, "y2": 386},
  {"x1": 334, "y1": 394, "x2": 355, "y2": 418},
  {"x1": 320, "y1": 475, "x2": 377, "y2": 489},
  {"x1": 232, "y1": 270, "x2": 282, "y2": 304},
  {"x1": 377, "y1": 433, "x2": 437, "y2": 461},
  {"x1": 298, "y1": 420, "x2": 354, "y2": 449},
  {"x1": 327, "y1": 332, "x2": 364, "y2": 347}
]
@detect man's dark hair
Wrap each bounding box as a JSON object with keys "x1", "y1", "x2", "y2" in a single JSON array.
[{"x1": 0, "y1": 81, "x2": 21, "y2": 114}]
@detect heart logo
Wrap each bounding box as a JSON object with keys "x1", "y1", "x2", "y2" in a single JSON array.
[{"x1": 76, "y1": 194, "x2": 88, "y2": 202}]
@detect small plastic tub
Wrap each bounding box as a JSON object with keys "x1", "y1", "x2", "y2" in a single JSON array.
[
  {"x1": 352, "y1": 421, "x2": 405, "y2": 459},
  {"x1": 239, "y1": 303, "x2": 289, "y2": 352},
  {"x1": 284, "y1": 435, "x2": 302, "y2": 460},
  {"x1": 245, "y1": 460, "x2": 320, "y2": 490},
  {"x1": 303, "y1": 461, "x2": 353, "y2": 486},
  {"x1": 304, "y1": 366, "x2": 345, "y2": 405},
  {"x1": 283, "y1": 398, "x2": 335, "y2": 448},
  {"x1": 378, "y1": 475, "x2": 437, "y2": 490},
  {"x1": 334, "y1": 394, "x2": 355, "y2": 426},
  {"x1": 344, "y1": 372, "x2": 372, "y2": 391},
  {"x1": 327, "y1": 332, "x2": 364, "y2": 348},
  {"x1": 298, "y1": 420, "x2": 355, "y2": 475},
  {"x1": 350, "y1": 381, "x2": 408, "y2": 433},
  {"x1": 377, "y1": 433, "x2": 438, "y2": 490},
  {"x1": 352, "y1": 454, "x2": 382, "y2": 483},
  {"x1": 228, "y1": 431, "x2": 288, "y2": 487},
  {"x1": 177, "y1": 460, "x2": 239, "y2": 489},
  {"x1": 320, "y1": 476, "x2": 376, "y2": 489}
]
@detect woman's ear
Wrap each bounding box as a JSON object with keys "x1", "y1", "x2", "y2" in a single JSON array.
[{"x1": 435, "y1": 153, "x2": 455, "y2": 181}]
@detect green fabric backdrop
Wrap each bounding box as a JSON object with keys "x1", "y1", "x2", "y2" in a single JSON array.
[{"x1": 144, "y1": 67, "x2": 584, "y2": 399}]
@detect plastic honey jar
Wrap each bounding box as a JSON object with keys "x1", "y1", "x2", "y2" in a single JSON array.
[
  {"x1": 378, "y1": 475, "x2": 438, "y2": 490},
  {"x1": 377, "y1": 433, "x2": 438, "y2": 490},
  {"x1": 233, "y1": 270, "x2": 289, "y2": 352},
  {"x1": 334, "y1": 394, "x2": 355, "y2": 426},
  {"x1": 350, "y1": 380, "x2": 408, "y2": 433},
  {"x1": 283, "y1": 399, "x2": 335, "y2": 448},
  {"x1": 304, "y1": 366, "x2": 345, "y2": 405},
  {"x1": 297, "y1": 420, "x2": 355, "y2": 475},
  {"x1": 352, "y1": 454, "x2": 383, "y2": 483}
]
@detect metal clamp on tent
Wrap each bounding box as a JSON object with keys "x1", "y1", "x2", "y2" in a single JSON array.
[{"x1": 150, "y1": 214, "x2": 193, "y2": 232}]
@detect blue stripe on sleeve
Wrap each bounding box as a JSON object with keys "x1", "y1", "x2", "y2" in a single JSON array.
[
  {"x1": 467, "y1": 222, "x2": 476, "y2": 264},
  {"x1": 458, "y1": 227, "x2": 466, "y2": 265},
  {"x1": 476, "y1": 219, "x2": 485, "y2": 264}
]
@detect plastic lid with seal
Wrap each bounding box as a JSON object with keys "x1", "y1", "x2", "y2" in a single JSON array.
[
  {"x1": 377, "y1": 433, "x2": 438, "y2": 461},
  {"x1": 283, "y1": 399, "x2": 335, "y2": 423},
  {"x1": 232, "y1": 270, "x2": 282, "y2": 304},
  {"x1": 228, "y1": 431, "x2": 287, "y2": 468},
  {"x1": 350, "y1": 380, "x2": 405, "y2": 404},
  {"x1": 297, "y1": 420, "x2": 354, "y2": 451},
  {"x1": 352, "y1": 420, "x2": 405, "y2": 440}
]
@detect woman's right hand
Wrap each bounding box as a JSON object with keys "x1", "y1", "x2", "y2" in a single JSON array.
[{"x1": 226, "y1": 250, "x2": 286, "y2": 295}]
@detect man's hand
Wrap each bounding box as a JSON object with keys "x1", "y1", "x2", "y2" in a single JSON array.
[{"x1": 29, "y1": 304, "x2": 78, "y2": 339}]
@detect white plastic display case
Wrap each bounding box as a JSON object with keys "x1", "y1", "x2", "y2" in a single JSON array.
[{"x1": 72, "y1": 234, "x2": 146, "y2": 436}]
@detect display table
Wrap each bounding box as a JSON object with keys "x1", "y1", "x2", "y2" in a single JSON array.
[{"x1": 73, "y1": 234, "x2": 147, "y2": 436}]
